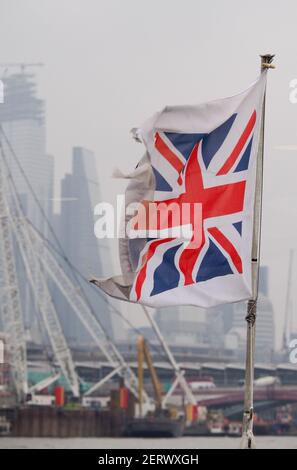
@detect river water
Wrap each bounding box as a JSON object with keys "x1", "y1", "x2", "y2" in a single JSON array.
[{"x1": 0, "y1": 436, "x2": 296, "y2": 449}]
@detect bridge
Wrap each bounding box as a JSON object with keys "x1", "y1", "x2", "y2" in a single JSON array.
[
  {"x1": 191, "y1": 386, "x2": 297, "y2": 418},
  {"x1": 166, "y1": 385, "x2": 297, "y2": 416}
]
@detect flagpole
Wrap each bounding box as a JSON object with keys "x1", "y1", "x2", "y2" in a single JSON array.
[{"x1": 240, "y1": 54, "x2": 275, "y2": 449}]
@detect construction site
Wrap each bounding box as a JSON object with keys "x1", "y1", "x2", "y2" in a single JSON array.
[{"x1": 0, "y1": 64, "x2": 297, "y2": 442}]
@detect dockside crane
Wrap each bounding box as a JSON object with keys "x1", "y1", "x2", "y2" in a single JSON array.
[
  {"x1": 124, "y1": 335, "x2": 184, "y2": 437},
  {"x1": 0, "y1": 141, "x2": 27, "y2": 401},
  {"x1": 0, "y1": 137, "x2": 79, "y2": 397},
  {"x1": 0, "y1": 128, "x2": 151, "y2": 405},
  {"x1": 137, "y1": 335, "x2": 162, "y2": 416}
]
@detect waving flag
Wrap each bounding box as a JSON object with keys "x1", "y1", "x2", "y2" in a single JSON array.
[{"x1": 91, "y1": 72, "x2": 267, "y2": 308}]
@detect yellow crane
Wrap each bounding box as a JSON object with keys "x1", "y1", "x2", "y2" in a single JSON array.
[
  {"x1": 124, "y1": 335, "x2": 184, "y2": 437},
  {"x1": 137, "y1": 335, "x2": 162, "y2": 416}
]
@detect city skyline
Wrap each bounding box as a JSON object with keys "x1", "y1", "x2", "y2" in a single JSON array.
[
  {"x1": 0, "y1": 70, "x2": 116, "y2": 344},
  {"x1": 1, "y1": 3, "x2": 297, "y2": 450},
  {"x1": 0, "y1": 69, "x2": 288, "y2": 351},
  {"x1": 1, "y1": 0, "x2": 296, "y2": 349}
]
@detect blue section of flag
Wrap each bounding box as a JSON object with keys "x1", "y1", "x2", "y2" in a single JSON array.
[
  {"x1": 164, "y1": 132, "x2": 205, "y2": 161},
  {"x1": 234, "y1": 137, "x2": 253, "y2": 172},
  {"x1": 152, "y1": 166, "x2": 173, "y2": 191},
  {"x1": 202, "y1": 114, "x2": 237, "y2": 168},
  {"x1": 137, "y1": 107, "x2": 255, "y2": 299},
  {"x1": 151, "y1": 244, "x2": 182, "y2": 296},
  {"x1": 196, "y1": 239, "x2": 233, "y2": 282},
  {"x1": 233, "y1": 221, "x2": 242, "y2": 235}
]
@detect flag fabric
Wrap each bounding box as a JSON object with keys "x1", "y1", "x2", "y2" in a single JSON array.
[{"x1": 91, "y1": 72, "x2": 267, "y2": 308}]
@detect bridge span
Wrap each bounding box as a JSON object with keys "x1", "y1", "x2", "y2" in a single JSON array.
[{"x1": 193, "y1": 386, "x2": 297, "y2": 408}]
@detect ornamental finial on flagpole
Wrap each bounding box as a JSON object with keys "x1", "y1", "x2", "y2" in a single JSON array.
[{"x1": 260, "y1": 54, "x2": 276, "y2": 69}]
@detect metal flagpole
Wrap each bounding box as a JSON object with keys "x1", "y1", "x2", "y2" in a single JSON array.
[{"x1": 240, "y1": 54, "x2": 275, "y2": 449}]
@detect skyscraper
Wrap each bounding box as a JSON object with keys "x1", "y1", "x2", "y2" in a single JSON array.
[
  {"x1": 0, "y1": 71, "x2": 53, "y2": 329},
  {"x1": 225, "y1": 266, "x2": 275, "y2": 361},
  {"x1": 0, "y1": 72, "x2": 52, "y2": 230},
  {"x1": 58, "y1": 147, "x2": 113, "y2": 342}
]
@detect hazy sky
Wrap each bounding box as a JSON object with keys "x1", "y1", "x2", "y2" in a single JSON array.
[{"x1": 1, "y1": 0, "x2": 297, "y2": 347}]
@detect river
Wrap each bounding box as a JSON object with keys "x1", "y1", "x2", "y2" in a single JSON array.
[{"x1": 0, "y1": 436, "x2": 296, "y2": 449}]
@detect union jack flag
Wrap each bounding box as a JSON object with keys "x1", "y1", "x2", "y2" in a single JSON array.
[
  {"x1": 131, "y1": 109, "x2": 256, "y2": 302},
  {"x1": 92, "y1": 73, "x2": 267, "y2": 308}
]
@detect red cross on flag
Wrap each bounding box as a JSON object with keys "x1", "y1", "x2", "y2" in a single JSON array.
[{"x1": 91, "y1": 72, "x2": 267, "y2": 308}]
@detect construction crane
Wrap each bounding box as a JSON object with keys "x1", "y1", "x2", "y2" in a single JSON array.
[
  {"x1": 0, "y1": 63, "x2": 44, "y2": 83},
  {"x1": 0, "y1": 123, "x2": 191, "y2": 411},
  {"x1": 9, "y1": 207, "x2": 80, "y2": 397},
  {"x1": 137, "y1": 335, "x2": 162, "y2": 416},
  {"x1": 26, "y1": 221, "x2": 149, "y2": 401},
  {"x1": 0, "y1": 128, "x2": 150, "y2": 405},
  {"x1": 0, "y1": 138, "x2": 79, "y2": 397},
  {"x1": 124, "y1": 335, "x2": 184, "y2": 437},
  {"x1": 29, "y1": 373, "x2": 61, "y2": 396},
  {"x1": 0, "y1": 141, "x2": 27, "y2": 401},
  {"x1": 0, "y1": 63, "x2": 44, "y2": 73},
  {"x1": 141, "y1": 306, "x2": 196, "y2": 407},
  {"x1": 0, "y1": 121, "x2": 193, "y2": 412}
]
